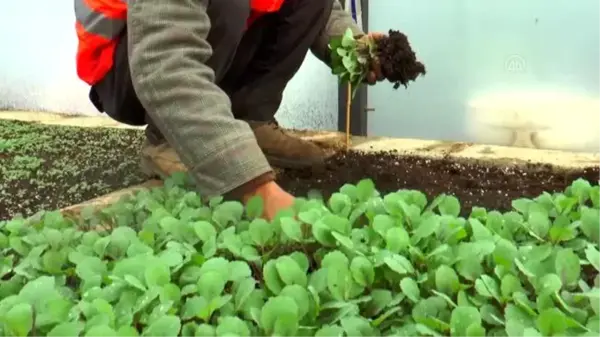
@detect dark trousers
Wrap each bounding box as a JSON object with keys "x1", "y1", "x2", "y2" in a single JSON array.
[{"x1": 90, "y1": 0, "x2": 333, "y2": 143}]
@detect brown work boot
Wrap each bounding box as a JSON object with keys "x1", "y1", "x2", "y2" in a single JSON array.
[
  {"x1": 139, "y1": 139, "x2": 188, "y2": 178},
  {"x1": 246, "y1": 120, "x2": 336, "y2": 169}
]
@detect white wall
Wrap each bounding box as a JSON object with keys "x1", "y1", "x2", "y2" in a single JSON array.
[
  {"x1": 367, "y1": 0, "x2": 600, "y2": 152},
  {"x1": 0, "y1": 1, "x2": 339, "y2": 130}
]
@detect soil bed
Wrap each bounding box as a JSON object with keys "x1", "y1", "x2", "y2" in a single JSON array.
[
  {"x1": 1, "y1": 119, "x2": 598, "y2": 220},
  {"x1": 0, "y1": 120, "x2": 147, "y2": 220},
  {"x1": 277, "y1": 150, "x2": 599, "y2": 215}
]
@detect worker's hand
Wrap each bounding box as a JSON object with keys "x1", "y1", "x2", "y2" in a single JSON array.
[
  {"x1": 360, "y1": 32, "x2": 386, "y2": 85},
  {"x1": 243, "y1": 181, "x2": 295, "y2": 221}
]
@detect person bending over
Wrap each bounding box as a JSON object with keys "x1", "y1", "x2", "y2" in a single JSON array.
[{"x1": 74, "y1": 0, "x2": 384, "y2": 219}]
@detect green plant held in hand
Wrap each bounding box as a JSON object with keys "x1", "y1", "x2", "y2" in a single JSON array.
[
  {"x1": 329, "y1": 28, "x2": 376, "y2": 99},
  {"x1": 329, "y1": 28, "x2": 426, "y2": 99},
  {"x1": 0, "y1": 172, "x2": 598, "y2": 336}
]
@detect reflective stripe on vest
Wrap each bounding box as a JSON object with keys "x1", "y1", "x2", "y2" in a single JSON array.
[
  {"x1": 75, "y1": 0, "x2": 284, "y2": 86},
  {"x1": 74, "y1": 0, "x2": 127, "y2": 85}
]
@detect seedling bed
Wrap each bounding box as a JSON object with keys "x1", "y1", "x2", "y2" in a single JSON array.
[
  {"x1": 1, "y1": 119, "x2": 598, "y2": 221},
  {"x1": 0, "y1": 120, "x2": 148, "y2": 220},
  {"x1": 1, "y1": 173, "x2": 598, "y2": 336},
  {"x1": 278, "y1": 151, "x2": 599, "y2": 215}
]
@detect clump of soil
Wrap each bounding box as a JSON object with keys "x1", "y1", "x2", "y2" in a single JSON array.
[{"x1": 375, "y1": 29, "x2": 427, "y2": 89}]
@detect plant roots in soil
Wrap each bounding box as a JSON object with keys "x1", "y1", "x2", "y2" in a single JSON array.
[{"x1": 375, "y1": 29, "x2": 427, "y2": 89}]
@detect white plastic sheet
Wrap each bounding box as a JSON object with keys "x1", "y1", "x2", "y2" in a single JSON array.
[
  {"x1": 367, "y1": 0, "x2": 600, "y2": 152},
  {"x1": 0, "y1": 1, "x2": 338, "y2": 129}
]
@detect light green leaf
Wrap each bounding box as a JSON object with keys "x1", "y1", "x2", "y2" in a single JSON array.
[
  {"x1": 85, "y1": 325, "x2": 118, "y2": 336},
  {"x1": 435, "y1": 265, "x2": 460, "y2": 295},
  {"x1": 4, "y1": 303, "x2": 33, "y2": 337},
  {"x1": 537, "y1": 273, "x2": 562, "y2": 295},
  {"x1": 536, "y1": 308, "x2": 567, "y2": 336},
  {"x1": 275, "y1": 256, "x2": 308, "y2": 287},
  {"x1": 263, "y1": 260, "x2": 284, "y2": 295},
  {"x1": 197, "y1": 271, "x2": 226, "y2": 300},
  {"x1": 585, "y1": 245, "x2": 600, "y2": 272},
  {"x1": 450, "y1": 306, "x2": 481, "y2": 336},
  {"x1": 315, "y1": 325, "x2": 344, "y2": 337},
  {"x1": 248, "y1": 218, "x2": 275, "y2": 246},
  {"x1": 47, "y1": 322, "x2": 85, "y2": 336},
  {"x1": 280, "y1": 217, "x2": 304, "y2": 242},
  {"x1": 327, "y1": 265, "x2": 354, "y2": 301},
  {"x1": 212, "y1": 201, "x2": 244, "y2": 227},
  {"x1": 144, "y1": 261, "x2": 171, "y2": 288},
  {"x1": 356, "y1": 179, "x2": 376, "y2": 202},
  {"x1": 413, "y1": 216, "x2": 440, "y2": 241},
  {"x1": 340, "y1": 316, "x2": 375, "y2": 336},
  {"x1": 260, "y1": 296, "x2": 299, "y2": 336},
  {"x1": 527, "y1": 211, "x2": 550, "y2": 239},
  {"x1": 228, "y1": 261, "x2": 252, "y2": 283},
  {"x1": 465, "y1": 323, "x2": 486, "y2": 336},
  {"x1": 331, "y1": 232, "x2": 355, "y2": 250},
  {"x1": 328, "y1": 193, "x2": 352, "y2": 217},
  {"x1": 341, "y1": 28, "x2": 356, "y2": 48},
  {"x1": 555, "y1": 248, "x2": 581, "y2": 286},
  {"x1": 350, "y1": 256, "x2": 375, "y2": 287},
  {"x1": 385, "y1": 227, "x2": 410, "y2": 253},
  {"x1": 474, "y1": 275, "x2": 501, "y2": 301},
  {"x1": 191, "y1": 221, "x2": 217, "y2": 242},
  {"x1": 438, "y1": 195, "x2": 461, "y2": 217},
  {"x1": 372, "y1": 214, "x2": 395, "y2": 236},
  {"x1": 233, "y1": 277, "x2": 256, "y2": 311},
  {"x1": 280, "y1": 285, "x2": 311, "y2": 320},
  {"x1": 500, "y1": 274, "x2": 524, "y2": 299},
  {"x1": 75, "y1": 256, "x2": 107, "y2": 282},
  {"x1": 580, "y1": 207, "x2": 600, "y2": 244},
  {"x1": 400, "y1": 277, "x2": 421, "y2": 302},
  {"x1": 384, "y1": 254, "x2": 415, "y2": 275},
  {"x1": 194, "y1": 324, "x2": 216, "y2": 336},
  {"x1": 142, "y1": 315, "x2": 181, "y2": 336},
  {"x1": 216, "y1": 316, "x2": 250, "y2": 336},
  {"x1": 245, "y1": 195, "x2": 264, "y2": 219},
  {"x1": 117, "y1": 325, "x2": 140, "y2": 336}
]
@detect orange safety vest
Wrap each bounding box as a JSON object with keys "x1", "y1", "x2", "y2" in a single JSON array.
[{"x1": 74, "y1": 0, "x2": 285, "y2": 85}]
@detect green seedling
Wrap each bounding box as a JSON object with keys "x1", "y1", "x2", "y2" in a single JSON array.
[
  {"x1": 0, "y1": 174, "x2": 598, "y2": 336},
  {"x1": 329, "y1": 28, "x2": 377, "y2": 100},
  {"x1": 329, "y1": 28, "x2": 426, "y2": 148}
]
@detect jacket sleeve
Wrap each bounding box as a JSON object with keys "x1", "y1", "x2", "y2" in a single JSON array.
[
  {"x1": 311, "y1": 0, "x2": 365, "y2": 65},
  {"x1": 126, "y1": 0, "x2": 274, "y2": 198}
]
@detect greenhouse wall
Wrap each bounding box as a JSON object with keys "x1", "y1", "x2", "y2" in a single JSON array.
[
  {"x1": 0, "y1": 1, "x2": 339, "y2": 131},
  {"x1": 367, "y1": 0, "x2": 600, "y2": 153}
]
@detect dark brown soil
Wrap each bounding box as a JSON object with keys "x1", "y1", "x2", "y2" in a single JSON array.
[
  {"x1": 2, "y1": 119, "x2": 598, "y2": 221},
  {"x1": 375, "y1": 29, "x2": 427, "y2": 89},
  {"x1": 277, "y1": 150, "x2": 599, "y2": 214},
  {"x1": 0, "y1": 120, "x2": 147, "y2": 220}
]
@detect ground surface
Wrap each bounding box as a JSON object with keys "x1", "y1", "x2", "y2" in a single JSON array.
[
  {"x1": 1, "y1": 120, "x2": 598, "y2": 220},
  {"x1": 278, "y1": 150, "x2": 600, "y2": 214},
  {"x1": 0, "y1": 120, "x2": 147, "y2": 220}
]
